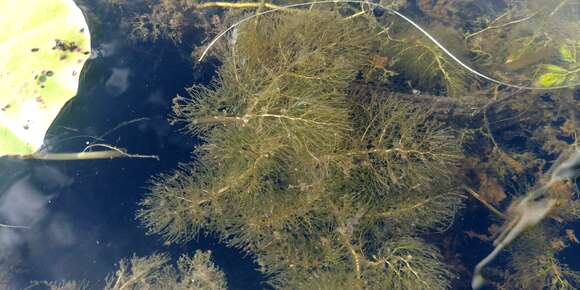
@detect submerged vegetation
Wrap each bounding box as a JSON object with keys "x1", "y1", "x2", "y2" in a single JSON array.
[
  {"x1": 138, "y1": 10, "x2": 463, "y2": 288},
  {"x1": 30, "y1": 251, "x2": 227, "y2": 290},
  {"x1": 127, "y1": 0, "x2": 579, "y2": 289},
  {"x1": 4, "y1": 0, "x2": 578, "y2": 289}
]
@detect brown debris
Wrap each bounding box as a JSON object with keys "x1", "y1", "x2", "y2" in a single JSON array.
[
  {"x1": 498, "y1": 152, "x2": 525, "y2": 174},
  {"x1": 566, "y1": 229, "x2": 579, "y2": 244},
  {"x1": 372, "y1": 55, "x2": 389, "y2": 69},
  {"x1": 52, "y1": 39, "x2": 79, "y2": 52},
  {"x1": 561, "y1": 119, "x2": 575, "y2": 136},
  {"x1": 477, "y1": 172, "x2": 507, "y2": 205},
  {"x1": 548, "y1": 179, "x2": 573, "y2": 197},
  {"x1": 551, "y1": 238, "x2": 567, "y2": 251},
  {"x1": 465, "y1": 230, "x2": 491, "y2": 241},
  {"x1": 488, "y1": 224, "x2": 502, "y2": 237}
]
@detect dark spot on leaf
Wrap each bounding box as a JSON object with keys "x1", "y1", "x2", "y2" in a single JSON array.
[
  {"x1": 1, "y1": 104, "x2": 10, "y2": 111},
  {"x1": 46, "y1": 71, "x2": 54, "y2": 77},
  {"x1": 54, "y1": 39, "x2": 79, "y2": 52},
  {"x1": 31, "y1": 48, "x2": 39, "y2": 52}
]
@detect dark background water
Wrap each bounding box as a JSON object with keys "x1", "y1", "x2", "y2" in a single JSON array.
[{"x1": 0, "y1": 1, "x2": 263, "y2": 288}]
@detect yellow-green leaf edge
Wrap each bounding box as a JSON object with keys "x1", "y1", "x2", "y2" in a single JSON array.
[{"x1": 0, "y1": 0, "x2": 91, "y2": 157}]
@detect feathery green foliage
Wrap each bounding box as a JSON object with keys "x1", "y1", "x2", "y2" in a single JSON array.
[
  {"x1": 103, "y1": 251, "x2": 227, "y2": 290},
  {"x1": 138, "y1": 9, "x2": 464, "y2": 288},
  {"x1": 138, "y1": 163, "x2": 216, "y2": 243},
  {"x1": 30, "y1": 280, "x2": 90, "y2": 290},
  {"x1": 380, "y1": 22, "x2": 471, "y2": 96},
  {"x1": 503, "y1": 227, "x2": 580, "y2": 290},
  {"x1": 27, "y1": 251, "x2": 226, "y2": 290},
  {"x1": 364, "y1": 237, "x2": 454, "y2": 290}
]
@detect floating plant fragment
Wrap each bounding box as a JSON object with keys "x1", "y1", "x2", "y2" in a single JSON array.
[{"x1": 0, "y1": 0, "x2": 91, "y2": 157}]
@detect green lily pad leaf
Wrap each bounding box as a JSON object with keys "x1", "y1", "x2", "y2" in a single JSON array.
[{"x1": 0, "y1": 0, "x2": 91, "y2": 157}]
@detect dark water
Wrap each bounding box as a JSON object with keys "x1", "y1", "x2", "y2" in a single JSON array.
[{"x1": 0, "y1": 1, "x2": 262, "y2": 289}]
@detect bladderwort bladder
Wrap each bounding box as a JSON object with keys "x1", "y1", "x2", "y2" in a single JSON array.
[{"x1": 199, "y1": 0, "x2": 580, "y2": 91}]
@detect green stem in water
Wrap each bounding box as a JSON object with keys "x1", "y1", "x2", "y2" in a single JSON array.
[{"x1": 19, "y1": 144, "x2": 159, "y2": 161}]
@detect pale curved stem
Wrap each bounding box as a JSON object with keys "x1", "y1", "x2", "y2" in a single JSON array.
[
  {"x1": 20, "y1": 144, "x2": 159, "y2": 161},
  {"x1": 196, "y1": 1, "x2": 283, "y2": 10},
  {"x1": 464, "y1": 187, "x2": 507, "y2": 219}
]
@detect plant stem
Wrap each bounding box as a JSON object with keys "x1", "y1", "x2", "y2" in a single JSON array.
[
  {"x1": 21, "y1": 144, "x2": 159, "y2": 161},
  {"x1": 196, "y1": 2, "x2": 282, "y2": 10},
  {"x1": 464, "y1": 186, "x2": 507, "y2": 219}
]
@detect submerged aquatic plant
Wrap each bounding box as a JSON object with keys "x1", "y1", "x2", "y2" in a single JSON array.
[
  {"x1": 377, "y1": 21, "x2": 472, "y2": 96},
  {"x1": 465, "y1": 0, "x2": 580, "y2": 88},
  {"x1": 198, "y1": 0, "x2": 580, "y2": 91},
  {"x1": 2, "y1": 0, "x2": 578, "y2": 288},
  {"x1": 138, "y1": 9, "x2": 464, "y2": 288},
  {"x1": 30, "y1": 250, "x2": 226, "y2": 290},
  {"x1": 504, "y1": 227, "x2": 580, "y2": 290},
  {"x1": 104, "y1": 251, "x2": 227, "y2": 290},
  {"x1": 104, "y1": 0, "x2": 578, "y2": 288}
]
